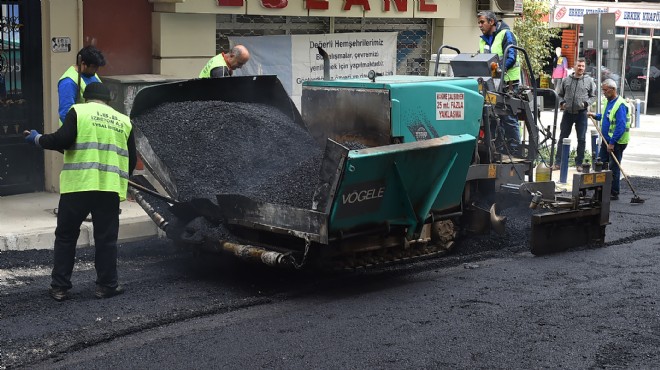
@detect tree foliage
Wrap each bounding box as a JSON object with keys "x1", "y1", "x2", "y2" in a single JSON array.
[{"x1": 513, "y1": 0, "x2": 561, "y2": 79}]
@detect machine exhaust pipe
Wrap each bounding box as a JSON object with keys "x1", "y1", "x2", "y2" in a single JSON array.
[
  {"x1": 220, "y1": 241, "x2": 294, "y2": 267},
  {"x1": 201, "y1": 240, "x2": 295, "y2": 268},
  {"x1": 129, "y1": 188, "x2": 169, "y2": 231},
  {"x1": 318, "y1": 47, "x2": 330, "y2": 81}
]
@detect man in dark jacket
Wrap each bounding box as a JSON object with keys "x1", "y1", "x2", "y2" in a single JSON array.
[
  {"x1": 24, "y1": 83, "x2": 136, "y2": 301},
  {"x1": 553, "y1": 57, "x2": 597, "y2": 171}
]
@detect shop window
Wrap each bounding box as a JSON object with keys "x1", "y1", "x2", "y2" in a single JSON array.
[{"x1": 628, "y1": 27, "x2": 650, "y2": 36}]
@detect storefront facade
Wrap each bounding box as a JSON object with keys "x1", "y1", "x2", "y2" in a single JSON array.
[{"x1": 553, "y1": 0, "x2": 660, "y2": 114}]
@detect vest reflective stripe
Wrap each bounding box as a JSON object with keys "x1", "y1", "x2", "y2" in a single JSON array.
[
  {"x1": 199, "y1": 54, "x2": 228, "y2": 78},
  {"x1": 480, "y1": 31, "x2": 521, "y2": 82},
  {"x1": 60, "y1": 102, "x2": 132, "y2": 201},
  {"x1": 603, "y1": 96, "x2": 631, "y2": 144},
  {"x1": 72, "y1": 142, "x2": 130, "y2": 157},
  {"x1": 62, "y1": 162, "x2": 129, "y2": 179},
  {"x1": 58, "y1": 66, "x2": 102, "y2": 125}
]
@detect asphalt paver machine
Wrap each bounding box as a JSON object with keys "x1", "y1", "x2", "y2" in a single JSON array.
[{"x1": 127, "y1": 47, "x2": 612, "y2": 269}]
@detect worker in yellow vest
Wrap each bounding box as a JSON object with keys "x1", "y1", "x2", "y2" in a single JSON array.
[
  {"x1": 588, "y1": 79, "x2": 631, "y2": 201},
  {"x1": 199, "y1": 44, "x2": 250, "y2": 78},
  {"x1": 58, "y1": 45, "x2": 106, "y2": 125},
  {"x1": 477, "y1": 10, "x2": 522, "y2": 155},
  {"x1": 24, "y1": 83, "x2": 136, "y2": 301}
]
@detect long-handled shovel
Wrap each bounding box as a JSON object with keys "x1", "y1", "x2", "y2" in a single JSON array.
[
  {"x1": 589, "y1": 117, "x2": 645, "y2": 204},
  {"x1": 128, "y1": 180, "x2": 221, "y2": 221}
]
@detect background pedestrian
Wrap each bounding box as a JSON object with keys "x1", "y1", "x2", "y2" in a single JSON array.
[{"x1": 554, "y1": 57, "x2": 597, "y2": 171}]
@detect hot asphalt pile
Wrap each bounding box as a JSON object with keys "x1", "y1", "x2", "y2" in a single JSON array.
[
  {"x1": 132, "y1": 100, "x2": 324, "y2": 242},
  {"x1": 133, "y1": 100, "x2": 322, "y2": 208}
]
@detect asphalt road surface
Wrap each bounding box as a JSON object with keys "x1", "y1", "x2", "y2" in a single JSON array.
[{"x1": 1, "y1": 176, "x2": 659, "y2": 369}]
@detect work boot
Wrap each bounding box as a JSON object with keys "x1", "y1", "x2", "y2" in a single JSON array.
[
  {"x1": 95, "y1": 285, "x2": 125, "y2": 299},
  {"x1": 48, "y1": 287, "x2": 70, "y2": 302},
  {"x1": 610, "y1": 194, "x2": 619, "y2": 201}
]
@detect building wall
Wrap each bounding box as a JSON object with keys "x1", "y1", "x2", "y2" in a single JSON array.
[
  {"x1": 83, "y1": 0, "x2": 153, "y2": 76},
  {"x1": 441, "y1": 0, "x2": 481, "y2": 54},
  {"x1": 41, "y1": 0, "x2": 82, "y2": 192},
  {"x1": 152, "y1": 12, "x2": 216, "y2": 77}
]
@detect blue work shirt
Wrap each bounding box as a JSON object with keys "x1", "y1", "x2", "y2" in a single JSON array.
[
  {"x1": 595, "y1": 98, "x2": 628, "y2": 144},
  {"x1": 57, "y1": 74, "x2": 102, "y2": 123}
]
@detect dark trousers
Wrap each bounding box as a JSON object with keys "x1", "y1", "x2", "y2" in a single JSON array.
[
  {"x1": 598, "y1": 143, "x2": 627, "y2": 195},
  {"x1": 51, "y1": 191, "x2": 120, "y2": 290},
  {"x1": 500, "y1": 112, "x2": 521, "y2": 146},
  {"x1": 490, "y1": 112, "x2": 521, "y2": 154},
  {"x1": 555, "y1": 110, "x2": 588, "y2": 166}
]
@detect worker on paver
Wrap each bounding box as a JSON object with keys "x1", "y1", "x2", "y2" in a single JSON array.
[
  {"x1": 588, "y1": 79, "x2": 631, "y2": 201},
  {"x1": 199, "y1": 44, "x2": 250, "y2": 78},
  {"x1": 477, "y1": 10, "x2": 521, "y2": 155},
  {"x1": 58, "y1": 45, "x2": 106, "y2": 125},
  {"x1": 24, "y1": 83, "x2": 136, "y2": 301},
  {"x1": 553, "y1": 57, "x2": 597, "y2": 172}
]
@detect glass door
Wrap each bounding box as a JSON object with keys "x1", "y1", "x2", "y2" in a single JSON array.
[
  {"x1": 647, "y1": 33, "x2": 660, "y2": 115},
  {"x1": 623, "y1": 38, "x2": 650, "y2": 106}
]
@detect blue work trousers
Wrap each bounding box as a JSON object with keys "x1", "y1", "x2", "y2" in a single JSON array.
[
  {"x1": 598, "y1": 143, "x2": 627, "y2": 195},
  {"x1": 500, "y1": 112, "x2": 521, "y2": 146}
]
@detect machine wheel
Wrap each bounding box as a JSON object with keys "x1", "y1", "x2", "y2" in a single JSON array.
[{"x1": 431, "y1": 220, "x2": 457, "y2": 251}]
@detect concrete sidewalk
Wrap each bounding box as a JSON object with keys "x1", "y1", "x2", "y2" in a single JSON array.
[
  {"x1": 0, "y1": 192, "x2": 160, "y2": 251},
  {"x1": 2, "y1": 112, "x2": 658, "y2": 252}
]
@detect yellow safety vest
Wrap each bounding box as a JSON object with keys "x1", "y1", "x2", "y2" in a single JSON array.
[
  {"x1": 60, "y1": 102, "x2": 132, "y2": 201},
  {"x1": 199, "y1": 54, "x2": 229, "y2": 78},
  {"x1": 603, "y1": 96, "x2": 631, "y2": 145},
  {"x1": 479, "y1": 31, "x2": 521, "y2": 83}
]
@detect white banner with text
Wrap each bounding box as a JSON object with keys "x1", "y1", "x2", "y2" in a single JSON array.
[{"x1": 231, "y1": 32, "x2": 397, "y2": 109}]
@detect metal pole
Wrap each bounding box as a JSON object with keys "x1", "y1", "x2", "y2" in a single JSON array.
[
  {"x1": 559, "y1": 138, "x2": 571, "y2": 183},
  {"x1": 596, "y1": 13, "x2": 603, "y2": 116},
  {"x1": 591, "y1": 129, "x2": 599, "y2": 170}
]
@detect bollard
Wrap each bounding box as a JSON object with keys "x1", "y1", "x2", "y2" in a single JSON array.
[
  {"x1": 559, "y1": 138, "x2": 571, "y2": 184},
  {"x1": 635, "y1": 99, "x2": 641, "y2": 128},
  {"x1": 590, "y1": 130, "x2": 599, "y2": 170}
]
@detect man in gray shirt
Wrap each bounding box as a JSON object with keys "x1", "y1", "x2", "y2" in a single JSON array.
[{"x1": 553, "y1": 57, "x2": 597, "y2": 171}]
